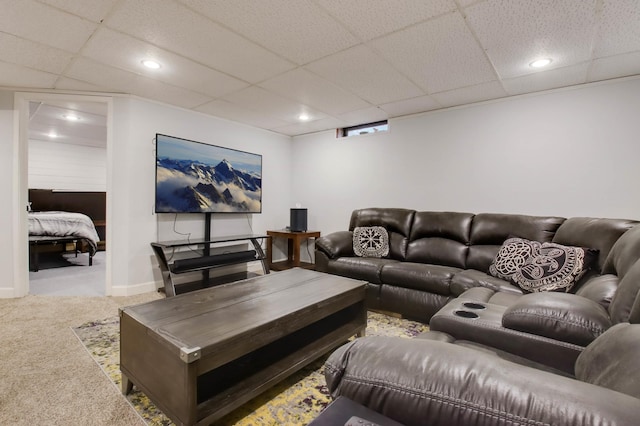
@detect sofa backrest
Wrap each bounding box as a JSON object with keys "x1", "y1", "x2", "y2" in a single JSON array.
[
  {"x1": 466, "y1": 213, "x2": 565, "y2": 272},
  {"x1": 349, "y1": 208, "x2": 415, "y2": 260},
  {"x1": 602, "y1": 224, "x2": 640, "y2": 323},
  {"x1": 575, "y1": 322, "x2": 640, "y2": 398},
  {"x1": 552, "y1": 217, "x2": 638, "y2": 273},
  {"x1": 406, "y1": 211, "x2": 473, "y2": 268}
]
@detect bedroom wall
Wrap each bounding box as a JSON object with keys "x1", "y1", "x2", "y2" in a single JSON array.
[
  {"x1": 28, "y1": 139, "x2": 106, "y2": 191},
  {"x1": 109, "y1": 97, "x2": 292, "y2": 295},
  {"x1": 291, "y1": 76, "x2": 640, "y2": 235}
]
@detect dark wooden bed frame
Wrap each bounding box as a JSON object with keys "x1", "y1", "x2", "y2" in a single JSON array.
[{"x1": 28, "y1": 189, "x2": 106, "y2": 271}]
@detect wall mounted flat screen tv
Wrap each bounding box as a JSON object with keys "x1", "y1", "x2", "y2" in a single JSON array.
[{"x1": 155, "y1": 134, "x2": 262, "y2": 214}]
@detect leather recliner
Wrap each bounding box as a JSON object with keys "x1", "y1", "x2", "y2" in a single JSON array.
[
  {"x1": 429, "y1": 223, "x2": 640, "y2": 374},
  {"x1": 324, "y1": 322, "x2": 640, "y2": 426}
]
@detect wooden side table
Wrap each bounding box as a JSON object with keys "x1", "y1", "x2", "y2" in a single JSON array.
[{"x1": 267, "y1": 229, "x2": 321, "y2": 271}]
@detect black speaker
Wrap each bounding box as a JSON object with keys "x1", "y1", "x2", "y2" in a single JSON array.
[{"x1": 290, "y1": 208, "x2": 308, "y2": 232}]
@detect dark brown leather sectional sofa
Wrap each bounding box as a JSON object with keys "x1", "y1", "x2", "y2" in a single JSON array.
[
  {"x1": 316, "y1": 208, "x2": 640, "y2": 425},
  {"x1": 316, "y1": 208, "x2": 638, "y2": 322}
]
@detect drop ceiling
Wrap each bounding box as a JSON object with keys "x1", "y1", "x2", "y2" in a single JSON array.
[{"x1": 3, "y1": 0, "x2": 640, "y2": 138}]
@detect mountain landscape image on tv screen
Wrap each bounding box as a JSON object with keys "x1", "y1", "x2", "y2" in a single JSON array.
[{"x1": 155, "y1": 134, "x2": 262, "y2": 213}]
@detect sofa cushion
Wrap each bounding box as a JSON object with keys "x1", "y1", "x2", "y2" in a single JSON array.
[
  {"x1": 380, "y1": 262, "x2": 459, "y2": 295},
  {"x1": 353, "y1": 226, "x2": 389, "y2": 258},
  {"x1": 450, "y1": 269, "x2": 523, "y2": 297},
  {"x1": 325, "y1": 257, "x2": 398, "y2": 284},
  {"x1": 609, "y1": 259, "x2": 640, "y2": 324},
  {"x1": 489, "y1": 237, "x2": 597, "y2": 293},
  {"x1": 349, "y1": 208, "x2": 415, "y2": 260},
  {"x1": 555, "y1": 217, "x2": 638, "y2": 273},
  {"x1": 502, "y1": 292, "x2": 612, "y2": 346},
  {"x1": 405, "y1": 211, "x2": 473, "y2": 268},
  {"x1": 574, "y1": 274, "x2": 619, "y2": 310},
  {"x1": 457, "y1": 286, "x2": 523, "y2": 306},
  {"x1": 576, "y1": 323, "x2": 640, "y2": 399},
  {"x1": 466, "y1": 213, "x2": 565, "y2": 272}
]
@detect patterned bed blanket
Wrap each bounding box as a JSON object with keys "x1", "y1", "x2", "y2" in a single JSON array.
[{"x1": 28, "y1": 211, "x2": 100, "y2": 255}]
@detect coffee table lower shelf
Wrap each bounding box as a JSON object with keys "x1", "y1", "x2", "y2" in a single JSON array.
[
  {"x1": 196, "y1": 318, "x2": 363, "y2": 424},
  {"x1": 120, "y1": 280, "x2": 366, "y2": 426}
]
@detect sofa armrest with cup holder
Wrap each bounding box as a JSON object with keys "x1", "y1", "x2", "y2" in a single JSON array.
[
  {"x1": 430, "y1": 296, "x2": 586, "y2": 374},
  {"x1": 430, "y1": 223, "x2": 640, "y2": 374}
]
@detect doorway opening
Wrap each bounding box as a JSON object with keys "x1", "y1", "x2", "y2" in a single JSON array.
[{"x1": 17, "y1": 93, "x2": 112, "y2": 297}]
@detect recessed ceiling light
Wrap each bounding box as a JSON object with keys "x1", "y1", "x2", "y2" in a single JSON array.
[
  {"x1": 62, "y1": 114, "x2": 80, "y2": 121},
  {"x1": 298, "y1": 113, "x2": 310, "y2": 121},
  {"x1": 142, "y1": 59, "x2": 161, "y2": 69},
  {"x1": 48, "y1": 131, "x2": 58, "y2": 138},
  {"x1": 529, "y1": 58, "x2": 552, "y2": 68}
]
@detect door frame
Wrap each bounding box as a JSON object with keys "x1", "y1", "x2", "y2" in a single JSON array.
[{"x1": 14, "y1": 92, "x2": 114, "y2": 296}]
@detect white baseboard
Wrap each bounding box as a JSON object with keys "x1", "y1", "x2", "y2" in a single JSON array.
[
  {"x1": 110, "y1": 281, "x2": 159, "y2": 297},
  {"x1": 0, "y1": 287, "x2": 19, "y2": 298}
]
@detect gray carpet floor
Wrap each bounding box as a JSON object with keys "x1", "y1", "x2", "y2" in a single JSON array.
[
  {"x1": 29, "y1": 251, "x2": 106, "y2": 296},
  {"x1": 0, "y1": 292, "x2": 163, "y2": 425}
]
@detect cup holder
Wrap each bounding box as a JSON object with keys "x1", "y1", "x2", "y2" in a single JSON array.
[
  {"x1": 454, "y1": 310, "x2": 479, "y2": 319},
  {"x1": 462, "y1": 302, "x2": 486, "y2": 310}
]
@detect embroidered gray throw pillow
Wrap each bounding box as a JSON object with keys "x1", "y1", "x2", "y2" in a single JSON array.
[
  {"x1": 490, "y1": 237, "x2": 596, "y2": 293},
  {"x1": 353, "y1": 226, "x2": 389, "y2": 258}
]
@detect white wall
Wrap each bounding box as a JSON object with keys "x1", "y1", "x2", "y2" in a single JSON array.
[
  {"x1": 1, "y1": 93, "x2": 291, "y2": 298},
  {"x1": 292, "y1": 77, "x2": 640, "y2": 234},
  {"x1": 109, "y1": 97, "x2": 292, "y2": 295},
  {"x1": 28, "y1": 139, "x2": 106, "y2": 191},
  {"x1": 0, "y1": 91, "x2": 17, "y2": 297}
]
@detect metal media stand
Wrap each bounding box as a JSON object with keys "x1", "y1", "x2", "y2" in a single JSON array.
[{"x1": 151, "y1": 234, "x2": 270, "y2": 297}]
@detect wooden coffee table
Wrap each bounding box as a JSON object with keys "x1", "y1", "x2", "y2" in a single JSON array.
[{"x1": 119, "y1": 268, "x2": 367, "y2": 426}]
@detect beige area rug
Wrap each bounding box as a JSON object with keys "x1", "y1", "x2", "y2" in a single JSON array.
[{"x1": 73, "y1": 312, "x2": 429, "y2": 425}]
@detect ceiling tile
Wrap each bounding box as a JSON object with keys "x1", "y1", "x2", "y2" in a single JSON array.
[
  {"x1": 457, "y1": 0, "x2": 488, "y2": 6},
  {"x1": 81, "y1": 28, "x2": 249, "y2": 98},
  {"x1": 66, "y1": 57, "x2": 138, "y2": 89},
  {"x1": 37, "y1": 0, "x2": 120, "y2": 23},
  {"x1": 271, "y1": 117, "x2": 348, "y2": 136},
  {"x1": 104, "y1": 0, "x2": 295, "y2": 83},
  {"x1": 195, "y1": 100, "x2": 290, "y2": 130},
  {"x1": 502, "y1": 63, "x2": 589, "y2": 95},
  {"x1": 129, "y1": 78, "x2": 213, "y2": 109},
  {"x1": 2, "y1": 0, "x2": 639, "y2": 137},
  {"x1": 55, "y1": 77, "x2": 114, "y2": 92},
  {"x1": 65, "y1": 57, "x2": 212, "y2": 109},
  {"x1": 371, "y1": 11, "x2": 496, "y2": 93},
  {"x1": 0, "y1": 0, "x2": 97, "y2": 52},
  {"x1": 379, "y1": 95, "x2": 441, "y2": 117},
  {"x1": 259, "y1": 68, "x2": 370, "y2": 115},
  {"x1": 0, "y1": 33, "x2": 74, "y2": 74},
  {"x1": 222, "y1": 86, "x2": 328, "y2": 123},
  {"x1": 432, "y1": 81, "x2": 507, "y2": 108},
  {"x1": 316, "y1": 0, "x2": 456, "y2": 41},
  {"x1": 593, "y1": 0, "x2": 640, "y2": 57},
  {"x1": 588, "y1": 52, "x2": 640, "y2": 82},
  {"x1": 305, "y1": 45, "x2": 424, "y2": 105},
  {"x1": 0, "y1": 61, "x2": 58, "y2": 88},
  {"x1": 337, "y1": 106, "x2": 388, "y2": 127},
  {"x1": 179, "y1": 0, "x2": 359, "y2": 65},
  {"x1": 465, "y1": 0, "x2": 597, "y2": 79}
]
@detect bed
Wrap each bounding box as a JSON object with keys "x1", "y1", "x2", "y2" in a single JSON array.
[
  {"x1": 29, "y1": 211, "x2": 101, "y2": 272},
  {"x1": 28, "y1": 189, "x2": 106, "y2": 272}
]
